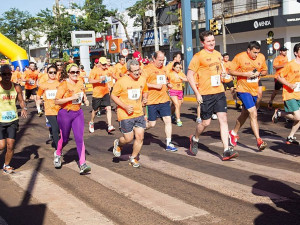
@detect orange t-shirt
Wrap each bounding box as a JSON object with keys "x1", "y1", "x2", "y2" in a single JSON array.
[
  {"x1": 56, "y1": 71, "x2": 62, "y2": 81},
  {"x1": 24, "y1": 70, "x2": 39, "y2": 90},
  {"x1": 79, "y1": 71, "x2": 87, "y2": 83},
  {"x1": 112, "y1": 75, "x2": 148, "y2": 121},
  {"x1": 165, "y1": 62, "x2": 174, "y2": 75},
  {"x1": 222, "y1": 61, "x2": 233, "y2": 83},
  {"x1": 231, "y1": 52, "x2": 268, "y2": 96},
  {"x1": 55, "y1": 79, "x2": 85, "y2": 111},
  {"x1": 188, "y1": 49, "x2": 224, "y2": 95},
  {"x1": 11, "y1": 71, "x2": 21, "y2": 83},
  {"x1": 167, "y1": 71, "x2": 186, "y2": 91},
  {"x1": 279, "y1": 60, "x2": 300, "y2": 101},
  {"x1": 89, "y1": 67, "x2": 110, "y2": 98},
  {"x1": 37, "y1": 80, "x2": 61, "y2": 115},
  {"x1": 273, "y1": 55, "x2": 288, "y2": 79},
  {"x1": 143, "y1": 63, "x2": 170, "y2": 105},
  {"x1": 38, "y1": 72, "x2": 48, "y2": 85},
  {"x1": 114, "y1": 63, "x2": 127, "y2": 80},
  {"x1": 107, "y1": 66, "x2": 115, "y2": 88}
]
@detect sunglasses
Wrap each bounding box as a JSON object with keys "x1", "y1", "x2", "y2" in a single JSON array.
[
  {"x1": 56, "y1": 64, "x2": 62, "y2": 66},
  {"x1": 69, "y1": 71, "x2": 80, "y2": 75},
  {"x1": 48, "y1": 71, "x2": 57, "y2": 74}
]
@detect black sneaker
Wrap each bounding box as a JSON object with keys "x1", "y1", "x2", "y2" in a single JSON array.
[
  {"x1": 286, "y1": 137, "x2": 299, "y2": 145},
  {"x1": 222, "y1": 147, "x2": 239, "y2": 161},
  {"x1": 257, "y1": 109, "x2": 263, "y2": 114},
  {"x1": 272, "y1": 108, "x2": 281, "y2": 123},
  {"x1": 189, "y1": 135, "x2": 198, "y2": 156}
]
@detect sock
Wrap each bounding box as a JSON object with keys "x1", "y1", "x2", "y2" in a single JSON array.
[
  {"x1": 278, "y1": 111, "x2": 281, "y2": 117},
  {"x1": 37, "y1": 105, "x2": 41, "y2": 113},
  {"x1": 192, "y1": 136, "x2": 199, "y2": 142},
  {"x1": 166, "y1": 138, "x2": 171, "y2": 146},
  {"x1": 231, "y1": 130, "x2": 237, "y2": 136},
  {"x1": 177, "y1": 119, "x2": 181, "y2": 122}
]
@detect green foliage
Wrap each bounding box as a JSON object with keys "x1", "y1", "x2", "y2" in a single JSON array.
[{"x1": 63, "y1": 51, "x2": 70, "y2": 62}]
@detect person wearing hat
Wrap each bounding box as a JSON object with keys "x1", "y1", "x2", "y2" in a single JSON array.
[
  {"x1": 132, "y1": 51, "x2": 144, "y2": 70},
  {"x1": 268, "y1": 46, "x2": 289, "y2": 109},
  {"x1": 88, "y1": 57, "x2": 115, "y2": 134}
]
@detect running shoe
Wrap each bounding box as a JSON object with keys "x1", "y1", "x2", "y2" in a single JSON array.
[
  {"x1": 53, "y1": 151, "x2": 62, "y2": 168},
  {"x1": 176, "y1": 121, "x2": 183, "y2": 127},
  {"x1": 96, "y1": 110, "x2": 101, "y2": 117},
  {"x1": 129, "y1": 156, "x2": 140, "y2": 168},
  {"x1": 166, "y1": 142, "x2": 178, "y2": 152},
  {"x1": 222, "y1": 147, "x2": 239, "y2": 161},
  {"x1": 196, "y1": 117, "x2": 202, "y2": 124},
  {"x1": 3, "y1": 165, "x2": 14, "y2": 174},
  {"x1": 38, "y1": 111, "x2": 43, "y2": 117},
  {"x1": 268, "y1": 102, "x2": 273, "y2": 110},
  {"x1": 229, "y1": 130, "x2": 239, "y2": 147},
  {"x1": 235, "y1": 103, "x2": 241, "y2": 110},
  {"x1": 171, "y1": 114, "x2": 176, "y2": 123},
  {"x1": 189, "y1": 135, "x2": 198, "y2": 156},
  {"x1": 89, "y1": 122, "x2": 94, "y2": 133},
  {"x1": 272, "y1": 108, "x2": 281, "y2": 123},
  {"x1": 79, "y1": 163, "x2": 91, "y2": 174},
  {"x1": 257, "y1": 138, "x2": 267, "y2": 151},
  {"x1": 108, "y1": 125, "x2": 115, "y2": 133},
  {"x1": 286, "y1": 136, "x2": 299, "y2": 145},
  {"x1": 113, "y1": 139, "x2": 122, "y2": 157},
  {"x1": 211, "y1": 114, "x2": 218, "y2": 120}
]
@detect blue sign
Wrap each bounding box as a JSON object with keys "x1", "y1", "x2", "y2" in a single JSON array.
[{"x1": 142, "y1": 30, "x2": 160, "y2": 47}]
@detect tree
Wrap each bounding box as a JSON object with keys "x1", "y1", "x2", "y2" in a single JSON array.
[{"x1": 113, "y1": 0, "x2": 166, "y2": 55}]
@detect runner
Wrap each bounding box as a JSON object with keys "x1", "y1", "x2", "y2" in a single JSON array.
[
  {"x1": 168, "y1": 62, "x2": 187, "y2": 126},
  {"x1": 0, "y1": 64, "x2": 27, "y2": 174},
  {"x1": 54, "y1": 63, "x2": 91, "y2": 174},
  {"x1": 165, "y1": 53, "x2": 182, "y2": 74},
  {"x1": 268, "y1": 46, "x2": 289, "y2": 109},
  {"x1": 144, "y1": 51, "x2": 178, "y2": 152},
  {"x1": 23, "y1": 62, "x2": 42, "y2": 116},
  {"x1": 187, "y1": 30, "x2": 238, "y2": 160},
  {"x1": 88, "y1": 57, "x2": 115, "y2": 133},
  {"x1": 272, "y1": 43, "x2": 300, "y2": 145},
  {"x1": 37, "y1": 65, "x2": 61, "y2": 150},
  {"x1": 228, "y1": 41, "x2": 268, "y2": 151},
  {"x1": 113, "y1": 56, "x2": 127, "y2": 81},
  {"x1": 55, "y1": 60, "x2": 63, "y2": 81},
  {"x1": 111, "y1": 59, "x2": 148, "y2": 167},
  {"x1": 222, "y1": 53, "x2": 240, "y2": 109}
]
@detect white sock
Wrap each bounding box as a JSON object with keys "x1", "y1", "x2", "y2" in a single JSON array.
[
  {"x1": 278, "y1": 111, "x2": 281, "y2": 117},
  {"x1": 231, "y1": 130, "x2": 237, "y2": 136},
  {"x1": 192, "y1": 136, "x2": 199, "y2": 142},
  {"x1": 166, "y1": 138, "x2": 171, "y2": 146},
  {"x1": 177, "y1": 119, "x2": 181, "y2": 122},
  {"x1": 37, "y1": 105, "x2": 41, "y2": 113}
]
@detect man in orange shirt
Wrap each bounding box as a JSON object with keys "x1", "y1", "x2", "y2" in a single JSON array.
[
  {"x1": 144, "y1": 51, "x2": 177, "y2": 152},
  {"x1": 10, "y1": 65, "x2": 21, "y2": 84},
  {"x1": 111, "y1": 59, "x2": 148, "y2": 167},
  {"x1": 228, "y1": 41, "x2": 268, "y2": 151},
  {"x1": 272, "y1": 43, "x2": 300, "y2": 145},
  {"x1": 88, "y1": 57, "x2": 115, "y2": 133},
  {"x1": 268, "y1": 46, "x2": 289, "y2": 109},
  {"x1": 187, "y1": 30, "x2": 238, "y2": 161},
  {"x1": 24, "y1": 62, "x2": 42, "y2": 116},
  {"x1": 113, "y1": 56, "x2": 127, "y2": 81}
]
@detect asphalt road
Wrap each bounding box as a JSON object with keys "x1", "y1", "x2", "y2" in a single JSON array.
[{"x1": 0, "y1": 88, "x2": 299, "y2": 225}]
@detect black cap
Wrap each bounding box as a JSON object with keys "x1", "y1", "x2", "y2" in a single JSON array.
[{"x1": 280, "y1": 46, "x2": 288, "y2": 51}]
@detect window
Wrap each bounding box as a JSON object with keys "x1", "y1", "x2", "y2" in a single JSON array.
[{"x1": 246, "y1": 0, "x2": 257, "y2": 11}]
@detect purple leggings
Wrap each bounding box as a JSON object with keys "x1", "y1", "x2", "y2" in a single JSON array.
[{"x1": 56, "y1": 109, "x2": 86, "y2": 166}]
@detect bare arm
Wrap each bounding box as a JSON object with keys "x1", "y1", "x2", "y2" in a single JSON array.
[
  {"x1": 277, "y1": 76, "x2": 297, "y2": 90},
  {"x1": 186, "y1": 69, "x2": 202, "y2": 104},
  {"x1": 15, "y1": 84, "x2": 27, "y2": 118},
  {"x1": 111, "y1": 94, "x2": 133, "y2": 114}
]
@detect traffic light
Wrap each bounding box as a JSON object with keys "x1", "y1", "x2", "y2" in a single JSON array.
[
  {"x1": 266, "y1": 37, "x2": 273, "y2": 45},
  {"x1": 209, "y1": 18, "x2": 221, "y2": 36}
]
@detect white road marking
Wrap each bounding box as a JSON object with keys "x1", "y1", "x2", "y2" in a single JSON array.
[
  {"x1": 66, "y1": 161, "x2": 209, "y2": 221},
  {"x1": 10, "y1": 169, "x2": 114, "y2": 225}
]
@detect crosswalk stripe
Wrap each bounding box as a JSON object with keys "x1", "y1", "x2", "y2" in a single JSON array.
[
  {"x1": 209, "y1": 142, "x2": 300, "y2": 163},
  {"x1": 66, "y1": 161, "x2": 209, "y2": 221},
  {"x1": 10, "y1": 169, "x2": 114, "y2": 225},
  {"x1": 175, "y1": 148, "x2": 300, "y2": 185},
  {"x1": 140, "y1": 155, "x2": 288, "y2": 204}
]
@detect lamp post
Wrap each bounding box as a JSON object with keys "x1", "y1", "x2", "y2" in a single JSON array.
[{"x1": 152, "y1": 0, "x2": 159, "y2": 51}]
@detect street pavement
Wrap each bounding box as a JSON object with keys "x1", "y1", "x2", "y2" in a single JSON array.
[{"x1": 0, "y1": 77, "x2": 299, "y2": 225}]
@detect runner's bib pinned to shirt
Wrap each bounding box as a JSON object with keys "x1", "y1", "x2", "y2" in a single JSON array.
[
  {"x1": 45, "y1": 90, "x2": 57, "y2": 100},
  {"x1": 72, "y1": 92, "x2": 84, "y2": 104},
  {"x1": 1, "y1": 111, "x2": 16, "y2": 122},
  {"x1": 157, "y1": 75, "x2": 167, "y2": 85},
  {"x1": 294, "y1": 82, "x2": 300, "y2": 92},
  {"x1": 128, "y1": 89, "x2": 140, "y2": 100},
  {"x1": 29, "y1": 80, "x2": 35, "y2": 85},
  {"x1": 224, "y1": 74, "x2": 231, "y2": 80},
  {"x1": 211, "y1": 75, "x2": 221, "y2": 87},
  {"x1": 247, "y1": 77, "x2": 258, "y2": 83}
]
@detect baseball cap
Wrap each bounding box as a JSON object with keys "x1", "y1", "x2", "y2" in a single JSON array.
[
  {"x1": 99, "y1": 57, "x2": 107, "y2": 64},
  {"x1": 133, "y1": 51, "x2": 142, "y2": 62},
  {"x1": 94, "y1": 58, "x2": 99, "y2": 64},
  {"x1": 280, "y1": 46, "x2": 288, "y2": 51}
]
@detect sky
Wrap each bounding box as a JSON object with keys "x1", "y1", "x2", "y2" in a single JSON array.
[{"x1": 0, "y1": 0, "x2": 138, "y2": 16}]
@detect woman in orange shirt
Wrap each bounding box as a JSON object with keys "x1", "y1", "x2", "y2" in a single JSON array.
[
  {"x1": 168, "y1": 62, "x2": 187, "y2": 126},
  {"x1": 37, "y1": 65, "x2": 60, "y2": 150},
  {"x1": 54, "y1": 64, "x2": 91, "y2": 174}
]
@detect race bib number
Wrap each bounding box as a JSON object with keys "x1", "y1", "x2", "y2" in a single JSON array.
[
  {"x1": 84, "y1": 77, "x2": 89, "y2": 84},
  {"x1": 157, "y1": 75, "x2": 167, "y2": 84},
  {"x1": 29, "y1": 80, "x2": 35, "y2": 85},
  {"x1": 294, "y1": 82, "x2": 300, "y2": 92},
  {"x1": 72, "y1": 92, "x2": 84, "y2": 104},
  {"x1": 1, "y1": 111, "x2": 16, "y2": 122},
  {"x1": 211, "y1": 75, "x2": 221, "y2": 87},
  {"x1": 45, "y1": 90, "x2": 57, "y2": 100},
  {"x1": 247, "y1": 77, "x2": 258, "y2": 83},
  {"x1": 224, "y1": 74, "x2": 231, "y2": 80},
  {"x1": 105, "y1": 76, "x2": 112, "y2": 83},
  {"x1": 128, "y1": 89, "x2": 140, "y2": 100}
]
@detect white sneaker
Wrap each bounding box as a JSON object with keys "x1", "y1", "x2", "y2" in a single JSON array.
[
  {"x1": 53, "y1": 151, "x2": 62, "y2": 168},
  {"x1": 108, "y1": 125, "x2": 115, "y2": 133},
  {"x1": 211, "y1": 114, "x2": 218, "y2": 120},
  {"x1": 89, "y1": 122, "x2": 94, "y2": 133},
  {"x1": 196, "y1": 117, "x2": 202, "y2": 123}
]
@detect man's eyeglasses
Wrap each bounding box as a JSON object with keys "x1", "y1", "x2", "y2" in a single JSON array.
[
  {"x1": 48, "y1": 71, "x2": 57, "y2": 75},
  {"x1": 69, "y1": 71, "x2": 80, "y2": 75}
]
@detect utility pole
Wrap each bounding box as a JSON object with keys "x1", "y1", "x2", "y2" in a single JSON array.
[
  {"x1": 152, "y1": 0, "x2": 159, "y2": 51},
  {"x1": 221, "y1": 0, "x2": 226, "y2": 53},
  {"x1": 205, "y1": 0, "x2": 213, "y2": 30}
]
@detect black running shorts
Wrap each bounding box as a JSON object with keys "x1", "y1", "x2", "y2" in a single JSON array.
[
  {"x1": 200, "y1": 92, "x2": 227, "y2": 120},
  {"x1": 92, "y1": 94, "x2": 111, "y2": 111},
  {"x1": 0, "y1": 120, "x2": 19, "y2": 140}
]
